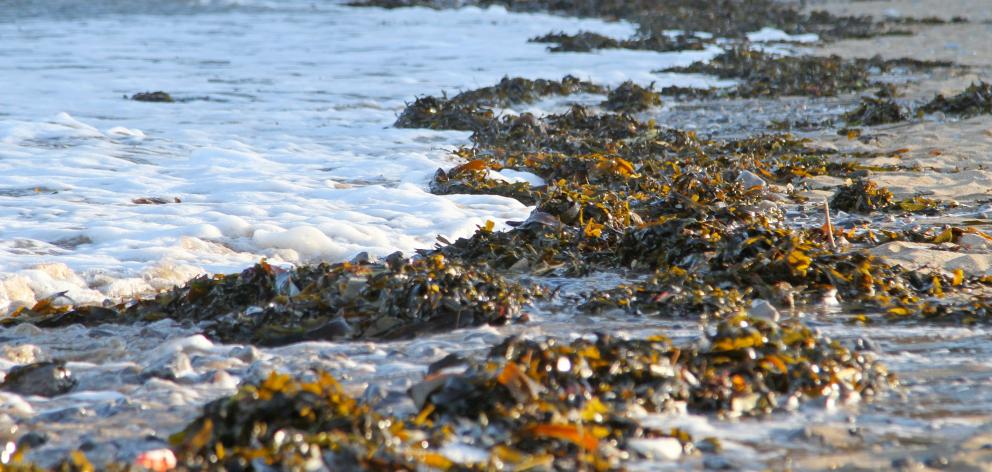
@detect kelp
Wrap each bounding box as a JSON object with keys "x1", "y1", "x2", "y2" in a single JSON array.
[
  {"x1": 414, "y1": 317, "x2": 890, "y2": 467},
  {"x1": 164, "y1": 312, "x2": 890, "y2": 470},
  {"x1": 395, "y1": 75, "x2": 605, "y2": 129},
  {"x1": 444, "y1": 0, "x2": 911, "y2": 41},
  {"x1": 664, "y1": 47, "x2": 950, "y2": 98},
  {"x1": 531, "y1": 30, "x2": 706, "y2": 53},
  {"x1": 843, "y1": 95, "x2": 909, "y2": 126},
  {"x1": 429, "y1": 160, "x2": 539, "y2": 205},
  {"x1": 396, "y1": 76, "x2": 980, "y2": 325},
  {"x1": 659, "y1": 85, "x2": 715, "y2": 99},
  {"x1": 921, "y1": 81, "x2": 992, "y2": 117},
  {"x1": 130, "y1": 91, "x2": 174, "y2": 103},
  {"x1": 601, "y1": 81, "x2": 662, "y2": 113},
  {"x1": 451, "y1": 75, "x2": 605, "y2": 108},
  {"x1": 171, "y1": 371, "x2": 427, "y2": 470},
  {"x1": 350, "y1": 0, "x2": 926, "y2": 43},
  {"x1": 2, "y1": 256, "x2": 537, "y2": 346},
  {"x1": 394, "y1": 95, "x2": 493, "y2": 131},
  {"x1": 830, "y1": 179, "x2": 895, "y2": 214}
]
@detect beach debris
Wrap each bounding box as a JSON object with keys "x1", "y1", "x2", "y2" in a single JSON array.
[
  {"x1": 473, "y1": 0, "x2": 913, "y2": 41},
  {"x1": 3, "y1": 256, "x2": 537, "y2": 346},
  {"x1": 134, "y1": 449, "x2": 176, "y2": 472},
  {"x1": 601, "y1": 81, "x2": 662, "y2": 113},
  {"x1": 429, "y1": 159, "x2": 539, "y2": 205},
  {"x1": 393, "y1": 95, "x2": 493, "y2": 130},
  {"x1": 531, "y1": 30, "x2": 619, "y2": 52},
  {"x1": 531, "y1": 30, "x2": 706, "y2": 53},
  {"x1": 132, "y1": 197, "x2": 181, "y2": 205},
  {"x1": 0, "y1": 360, "x2": 76, "y2": 398},
  {"x1": 168, "y1": 314, "x2": 890, "y2": 469},
  {"x1": 830, "y1": 179, "x2": 895, "y2": 214},
  {"x1": 922, "y1": 81, "x2": 992, "y2": 117},
  {"x1": 843, "y1": 94, "x2": 909, "y2": 126},
  {"x1": 823, "y1": 197, "x2": 836, "y2": 249},
  {"x1": 451, "y1": 75, "x2": 605, "y2": 108},
  {"x1": 659, "y1": 85, "x2": 715, "y2": 99},
  {"x1": 664, "y1": 47, "x2": 951, "y2": 98},
  {"x1": 395, "y1": 75, "x2": 604, "y2": 130},
  {"x1": 130, "y1": 91, "x2": 174, "y2": 103}
]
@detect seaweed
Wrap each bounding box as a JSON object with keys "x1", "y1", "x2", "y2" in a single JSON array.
[
  {"x1": 429, "y1": 163, "x2": 539, "y2": 205},
  {"x1": 395, "y1": 75, "x2": 605, "y2": 130},
  {"x1": 397, "y1": 76, "x2": 981, "y2": 329},
  {"x1": 451, "y1": 75, "x2": 605, "y2": 108},
  {"x1": 663, "y1": 47, "x2": 950, "y2": 98},
  {"x1": 473, "y1": 0, "x2": 907, "y2": 41},
  {"x1": 171, "y1": 371, "x2": 427, "y2": 470},
  {"x1": 830, "y1": 179, "x2": 894, "y2": 214},
  {"x1": 417, "y1": 317, "x2": 891, "y2": 466},
  {"x1": 350, "y1": 0, "x2": 917, "y2": 41},
  {"x1": 531, "y1": 30, "x2": 706, "y2": 53},
  {"x1": 659, "y1": 85, "x2": 715, "y2": 99},
  {"x1": 601, "y1": 81, "x2": 662, "y2": 113},
  {"x1": 130, "y1": 91, "x2": 174, "y2": 103},
  {"x1": 3, "y1": 256, "x2": 537, "y2": 346},
  {"x1": 530, "y1": 31, "x2": 620, "y2": 52},
  {"x1": 843, "y1": 95, "x2": 909, "y2": 126},
  {"x1": 166, "y1": 313, "x2": 891, "y2": 470},
  {"x1": 921, "y1": 81, "x2": 992, "y2": 117},
  {"x1": 394, "y1": 94, "x2": 493, "y2": 130}
]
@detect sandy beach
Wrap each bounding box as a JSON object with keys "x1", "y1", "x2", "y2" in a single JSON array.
[{"x1": 1, "y1": 0, "x2": 992, "y2": 470}]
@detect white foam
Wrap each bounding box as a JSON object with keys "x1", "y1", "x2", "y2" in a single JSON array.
[
  {"x1": 0, "y1": 5, "x2": 724, "y2": 308},
  {"x1": 746, "y1": 27, "x2": 819, "y2": 43}
]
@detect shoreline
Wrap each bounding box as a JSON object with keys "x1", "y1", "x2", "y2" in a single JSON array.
[{"x1": 3, "y1": 0, "x2": 992, "y2": 470}]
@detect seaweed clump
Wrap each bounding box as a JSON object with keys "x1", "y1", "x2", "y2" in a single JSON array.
[
  {"x1": 531, "y1": 31, "x2": 620, "y2": 52},
  {"x1": 601, "y1": 81, "x2": 662, "y2": 113},
  {"x1": 416, "y1": 317, "x2": 890, "y2": 466},
  {"x1": 470, "y1": 0, "x2": 909, "y2": 41},
  {"x1": 3, "y1": 256, "x2": 537, "y2": 346},
  {"x1": 921, "y1": 81, "x2": 992, "y2": 117},
  {"x1": 843, "y1": 95, "x2": 909, "y2": 126},
  {"x1": 664, "y1": 47, "x2": 949, "y2": 98},
  {"x1": 429, "y1": 159, "x2": 539, "y2": 204},
  {"x1": 395, "y1": 75, "x2": 604, "y2": 130},
  {"x1": 531, "y1": 30, "x2": 706, "y2": 53},
  {"x1": 452, "y1": 75, "x2": 605, "y2": 108},
  {"x1": 399, "y1": 76, "x2": 972, "y2": 323},
  {"x1": 172, "y1": 371, "x2": 429, "y2": 470},
  {"x1": 170, "y1": 316, "x2": 891, "y2": 470},
  {"x1": 830, "y1": 179, "x2": 894, "y2": 214},
  {"x1": 130, "y1": 91, "x2": 174, "y2": 102},
  {"x1": 394, "y1": 95, "x2": 493, "y2": 131}
]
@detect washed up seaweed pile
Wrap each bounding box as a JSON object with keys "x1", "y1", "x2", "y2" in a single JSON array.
[
  {"x1": 7, "y1": 75, "x2": 985, "y2": 470},
  {"x1": 842, "y1": 87, "x2": 910, "y2": 126},
  {"x1": 1, "y1": 255, "x2": 536, "y2": 346},
  {"x1": 150, "y1": 312, "x2": 888, "y2": 471},
  {"x1": 11, "y1": 313, "x2": 891, "y2": 469},
  {"x1": 353, "y1": 0, "x2": 924, "y2": 41},
  {"x1": 663, "y1": 47, "x2": 951, "y2": 98},
  {"x1": 840, "y1": 81, "x2": 992, "y2": 128},
  {"x1": 394, "y1": 75, "x2": 604, "y2": 131},
  {"x1": 398, "y1": 73, "x2": 992, "y2": 326},
  {"x1": 530, "y1": 30, "x2": 706, "y2": 53},
  {"x1": 921, "y1": 81, "x2": 992, "y2": 117}
]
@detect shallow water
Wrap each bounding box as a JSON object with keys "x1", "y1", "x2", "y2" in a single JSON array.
[{"x1": 1, "y1": 0, "x2": 991, "y2": 470}]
